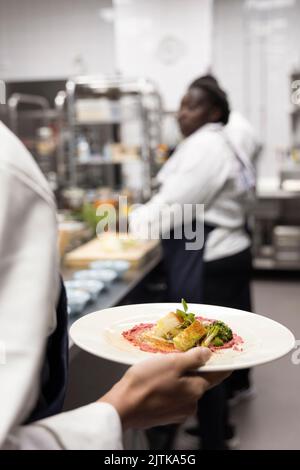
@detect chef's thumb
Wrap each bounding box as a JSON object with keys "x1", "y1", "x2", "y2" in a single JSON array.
[{"x1": 176, "y1": 347, "x2": 212, "y2": 373}]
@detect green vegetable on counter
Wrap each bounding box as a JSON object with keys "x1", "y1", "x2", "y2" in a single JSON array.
[{"x1": 81, "y1": 202, "x2": 115, "y2": 233}]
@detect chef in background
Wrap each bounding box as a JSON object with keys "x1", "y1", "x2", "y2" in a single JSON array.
[
  {"x1": 130, "y1": 76, "x2": 260, "y2": 449},
  {"x1": 0, "y1": 118, "x2": 229, "y2": 450},
  {"x1": 190, "y1": 74, "x2": 261, "y2": 448}
]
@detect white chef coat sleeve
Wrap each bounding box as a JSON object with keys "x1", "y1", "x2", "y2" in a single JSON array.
[
  {"x1": 0, "y1": 166, "x2": 59, "y2": 447},
  {"x1": 129, "y1": 133, "x2": 231, "y2": 237},
  {"x1": 0, "y1": 169, "x2": 123, "y2": 450},
  {"x1": 6, "y1": 403, "x2": 123, "y2": 450}
]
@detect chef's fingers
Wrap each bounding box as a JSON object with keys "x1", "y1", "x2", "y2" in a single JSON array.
[{"x1": 173, "y1": 347, "x2": 212, "y2": 374}]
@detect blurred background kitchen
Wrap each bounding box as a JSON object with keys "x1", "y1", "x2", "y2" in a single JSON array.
[{"x1": 0, "y1": 0, "x2": 300, "y2": 450}]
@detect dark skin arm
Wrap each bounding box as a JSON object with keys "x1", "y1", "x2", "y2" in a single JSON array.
[{"x1": 98, "y1": 347, "x2": 230, "y2": 430}]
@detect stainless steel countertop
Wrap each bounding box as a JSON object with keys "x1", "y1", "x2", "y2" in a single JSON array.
[{"x1": 257, "y1": 177, "x2": 300, "y2": 199}]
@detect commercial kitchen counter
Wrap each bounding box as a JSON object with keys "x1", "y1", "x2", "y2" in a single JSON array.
[
  {"x1": 254, "y1": 178, "x2": 300, "y2": 270},
  {"x1": 66, "y1": 250, "x2": 162, "y2": 354},
  {"x1": 257, "y1": 177, "x2": 300, "y2": 199}
]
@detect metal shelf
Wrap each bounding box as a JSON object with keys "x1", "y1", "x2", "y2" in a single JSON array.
[
  {"x1": 66, "y1": 76, "x2": 163, "y2": 197},
  {"x1": 74, "y1": 120, "x2": 121, "y2": 126},
  {"x1": 254, "y1": 257, "x2": 300, "y2": 271},
  {"x1": 10, "y1": 109, "x2": 60, "y2": 120},
  {"x1": 73, "y1": 116, "x2": 140, "y2": 126},
  {"x1": 76, "y1": 158, "x2": 133, "y2": 166}
]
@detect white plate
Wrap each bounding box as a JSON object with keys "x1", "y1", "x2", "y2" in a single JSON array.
[{"x1": 69, "y1": 303, "x2": 296, "y2": 372}]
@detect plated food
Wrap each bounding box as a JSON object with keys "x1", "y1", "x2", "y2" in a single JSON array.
[
  {"x1": 69, "y1": 302, "x2": 295, "y2": 372},
  {"x1": 122, "y1": 299, "x2": 243, "y2": 354}
]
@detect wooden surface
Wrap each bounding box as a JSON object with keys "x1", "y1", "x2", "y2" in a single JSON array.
[{"x1": 64, "y1": 234, "x2": 160, "y2": 268}]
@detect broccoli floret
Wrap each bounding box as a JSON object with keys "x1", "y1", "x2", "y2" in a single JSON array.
[
  {"x1": 201, "y1": 321, "x2": 233, "y2": 347},
  {"x1": 212, "y1": 337, "x2": 224, "y2": 347},
  {"x1": 215, "y1": 321, "x2": 233, "y2": 343}
]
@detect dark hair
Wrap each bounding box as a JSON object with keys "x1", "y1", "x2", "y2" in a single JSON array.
[{"x1": 189, "y1": 75, "x2": 230, "y2": 125}]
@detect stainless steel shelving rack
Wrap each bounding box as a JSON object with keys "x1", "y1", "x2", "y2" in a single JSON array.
[
  {"x1": 253, "y1": 188, "x2": 300, "y2": 270},
  {"x1": 252, "y1": 72, "x2": 300, "y2": 271},
  {"x1": 65, "y1": 76, "x2": 162, "y2": 200},
  {"x1": 7, "y1": 93, "x2": 63, "y2": 188}
]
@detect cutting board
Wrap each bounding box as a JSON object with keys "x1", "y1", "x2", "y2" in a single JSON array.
[{"x1": 64, "y1": 234, "x2": 160, "y2": 268}]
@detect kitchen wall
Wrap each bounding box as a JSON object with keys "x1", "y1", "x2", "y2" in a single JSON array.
[
  {"x1": 0, "y1": 0, "x2": 115, "y2": 81},
  {"x1": 114, "y1": 0, "x2": 213, "y2": 111},
  {"x1": 1, "y1": 0, "x2": 298, "y2": 181},
  {"x1": 0, "y1": 0, "x2": 213, "y2": 110},
  {"x1": 213, "y1": 0, "x2": 299, "y2": 180}
]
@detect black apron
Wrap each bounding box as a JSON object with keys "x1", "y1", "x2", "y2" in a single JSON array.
[
  {"x1": 25, "y1": 278, "x2": 69, "y2": 424},
  {"x1": 162, "y1": 222, "x2": 226, "y2": 450},
  {"x1": 162, "y1": 220, "x2": 214, "y2": 303}
]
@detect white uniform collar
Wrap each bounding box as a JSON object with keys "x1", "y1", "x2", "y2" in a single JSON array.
[{"x1": 191, "y1": 122, "x2": 224, "y2": 136}]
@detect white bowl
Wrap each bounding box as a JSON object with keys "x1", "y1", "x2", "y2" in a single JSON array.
[
  {"x1": 66, "y1": 288, "x2": 90, "y2": 315},
  {"x1": 65, "y1": 279, "x2": 104, "y2": 301},
  {"x1": 89, "y1": 260, "x2": 130, "y2": 277},
  {"x1": 73, "y1": 269, "x2": 118, "y2": 285}
]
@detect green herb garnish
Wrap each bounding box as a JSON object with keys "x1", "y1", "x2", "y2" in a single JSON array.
[
  {"x1": 176, "y1": 299, "x2": 195, "y2": 328},
  {"x1": 182, "y1": 298, "x2": 188, "y2": 313}
]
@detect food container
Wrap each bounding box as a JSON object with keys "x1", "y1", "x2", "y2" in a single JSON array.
[
  {"x1": 66, "y1": 287, "x2": 90, "y2": 315},
  {"x1": 65, "y1": 279, "x2": 105, "y2": 302},
  {"x1": 62, "y1": 187, "x2": 85, "y2": 210},
  {"x1": 73, "y1": 268, "x2": 118, "y2": 286},
  {"x1": 89, "y1": 260, "x2": 130, "y2": 278},
  {"x1": 58, "y1": 220, "x2": 87, "y2": 258}
]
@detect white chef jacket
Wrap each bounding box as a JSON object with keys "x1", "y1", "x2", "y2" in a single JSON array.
[
  {"x1": 130, "y1": 121, "x2": 260, "y2": 262},
  {"x1": 0, "y1": 121, "x2": 123, "y2": 450},
  {"x1": 225, "y1": 111, "x2": 262, "y2": 169}
]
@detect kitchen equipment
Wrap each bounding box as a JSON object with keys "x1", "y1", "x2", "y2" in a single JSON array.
[
  {"x1": 273, "y1": 225, "x2": 300, "y2": 263},
  {"x1": 58, "y1": 219, "x2": 87, "y2": 258},
  {"x1": 62, "y1": 187, "x2": 85, "y2": 210},
  {"x1": 65, "y1": 76, "x2": 162, "y2": 197}
]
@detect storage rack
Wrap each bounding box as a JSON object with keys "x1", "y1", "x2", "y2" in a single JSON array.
[
  {"x1": 253, "y1": 71, "x2": 300, "y2": 270},
  {"x1": 65, "y1": 76, "x2": 162, "y2": 201},
  {"x1": 7, "y1": 93, "x2": 62, "y2": 188}
]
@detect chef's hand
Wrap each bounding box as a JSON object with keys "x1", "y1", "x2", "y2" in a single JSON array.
[{"x1": 98, "y1": 347, "x2": 230, "y2": 430}]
